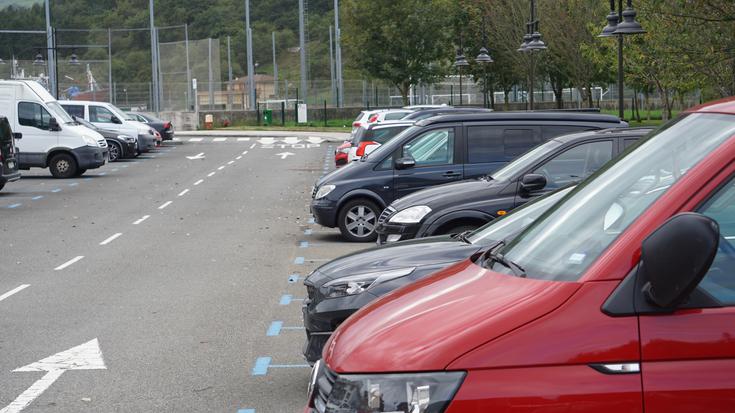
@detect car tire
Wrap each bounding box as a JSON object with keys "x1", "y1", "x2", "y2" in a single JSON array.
[
  {"x1": 108, "y1": 141, "x2": 122, "y2": 162},
  {"x1": 338, "y1": 199, "x2": 381, "y2": 242},
  {"x1": 76, "y1": 168, "x2": 87, "y2": 177},
  {"x1": 49, "y1": 153, "x2": 78, "y2": 179}
]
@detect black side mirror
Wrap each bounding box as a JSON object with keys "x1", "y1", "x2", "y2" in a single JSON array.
[
  {"x1": 520, "y1": 174, "x2": 547, "y2": 193},
  {"x1": 395, "y1": 157, "x2": 416, "y2": 170},
  {"x1": 640, "y1": 212, "x2": 719, "y2": 309},
  {"x1": 49, "y1": 117, "x2": 61, "y2": 131},
  {"x1": 111, "y1": 115, "x2": 122, "y2": 124},
  {"x1": 12, "y1": 132, "x2": 22, "y2": 140}
]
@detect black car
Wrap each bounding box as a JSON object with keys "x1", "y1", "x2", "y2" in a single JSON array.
[
  {"x1": 302, "y1": 185, "x2": 573, "y2": 363},
  {"x1": 128, "y1": 113, "x2": 174, "y2": 141},
  {"x1": 0, "y1": 116, "x2": 21, "y2": 191},
  {"x1": 310, "y1": 111, "x2": 627, "y2": 242},
  {"x1": 74, "y1": 116, "x2": 138, "y2": 162},
  {"x1": 375, "y1": 127, "x2": 652, "y2": 244}
]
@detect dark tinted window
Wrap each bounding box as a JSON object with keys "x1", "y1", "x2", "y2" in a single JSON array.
[
  {"x1": 504, "y1": 128, "x2": 540, "y2": 157},
  {"x1": 18, "y1": 102, "x2": 51, "y2": 129},
  {"x1": 541, "y1": 125, "x2": 593, "y2": 140},
  {"x1": 62, "y1": 105, "x2": 85, "y2": 119},
  {"x1": 467, "y1": 126, "x2": 504, "y2": 164},
  {"x1": 697, "y1": 176, "x2": 735, "y2": 306},
  {"x1": 384, "y1": 112, "x2": 409, "y2": 120},
  {"x1": 624, "y1": 138, "x2": 638, "y2": 149}
]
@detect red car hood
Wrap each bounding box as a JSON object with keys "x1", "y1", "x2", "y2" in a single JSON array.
[{"x1": 324, "y1": 259, "x2": 581, "y2": 373}]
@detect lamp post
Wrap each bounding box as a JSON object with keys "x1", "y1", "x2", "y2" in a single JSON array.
[
  {"x1": 31, "y1": 40, "x2": 80, "y2": 98},
  {"x1": 475, "y1": 17, "x2": 493, "y2": 108},
  {"x1": 454, "y1": 36, "x2": 469, "y2": 106},
  {"x1": 517, "y1": 0, "x2": 546, "y2": 111},
  {"x1": 599, "y1": 0, "x2": 645, "y2": 120}
]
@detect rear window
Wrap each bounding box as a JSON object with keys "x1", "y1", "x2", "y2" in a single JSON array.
[
  {"x1": 351, "y1": 128, "x2": 366, "y2": 146},
  {"x1": 384, "y1": 112, "x2": 410, "y2": 120}
]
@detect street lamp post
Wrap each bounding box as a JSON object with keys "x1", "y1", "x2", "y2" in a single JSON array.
[
  {"x1": 454, "y1": 36, "x2": 469, "y2": 106},
  {"x1": 599, "y1": 0, "x2": 645, "y2": 120},
  {"x1": 475, "y1": 17, "x2": 493, "y2": 108},
  {"x1": 32, "y1": 35, "x2": 80, "y2": 98},
  {"x1": 517, "y1": 0, "x2": 546, "y2": 111}
]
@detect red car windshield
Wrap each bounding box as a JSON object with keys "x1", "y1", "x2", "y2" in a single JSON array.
[{"x1": 493, "y1": 113, "x2": 735, "y2": 281}]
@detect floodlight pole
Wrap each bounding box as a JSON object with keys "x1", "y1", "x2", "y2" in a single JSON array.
[
  {"x1": 245, "y1": 0, "x2": 255, "y2": 110},
  {"x1": 44, "y1": 0, "x2": 56, "y2": 97},
  {"x1": 148, "y1": 0, "x2": 159, "y2": 111},
  {"x1": 298, "y1": 0, "x2": 307, "y2": 106},
  {"x1": 334, "y1": 0, "x2": 343, "y2": 107}
]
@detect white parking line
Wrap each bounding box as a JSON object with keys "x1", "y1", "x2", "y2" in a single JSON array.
[
  {"x1": 236, "y1": 156, "x2": 242, "y2": 160},
  {"x1": 213, "y1": 138, "x2": 227, "y2": 142},
  {"x1": 55, "y1": 256, "x2": 84, "y2": 271},
  {"x1": 194, "y1": 179, "x2": 204, "y2": 186},
  {"x1": 237, "y1": 138, "x2": 250, "y2": 141},
  {"x1": 178, "y1": 189, "x2": 190, "y2": 197},
  {"x1": 158, "y1": 201, "x2": 173, "y2": 210},
  {"x1": 189, "y1": 138, "x2": 203, "y2": 142},
  {"x1": 218, "y1": 165, "x2": 225, "y2": 170},
  {"x1": 228, "y1": 160, "x2": 235, "y2": 165},
  {"x1": 99, "y1": 233, "x2": 123, "y2": 246},
  {"x1": 0, "y1": 284, "x2": 30, "y2": 303},
  {"x1": 243, "y1": 150, "x2": 249, "y2": 154},
  {"x1": 207, "y1": 172, "x2": 216, "y2": 177},
  {"x1": 133, "y1": 215, "x2": 150, "y2": 225}
]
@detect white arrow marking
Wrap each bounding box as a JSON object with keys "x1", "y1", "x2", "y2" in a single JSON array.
[
  {"x1": 257, "y1": 138, "x2": 276, "y2": 145},
  {"x1": 0, "y1": 339, "x2": 106, "y2": 413},
  {"x1": 282, "y1": 137, "x2": 300, "y2": 144},
  {"x1": 276, "y1": 152, "x2": 295, "y2": 160},
  {"x1": 186, "y1": 152, "x2": 205, "y2": 160}
]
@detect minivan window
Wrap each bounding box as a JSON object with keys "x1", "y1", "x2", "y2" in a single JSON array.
[
  {"x1": 403, "y1": 128, "x2": 455, "y2": 167},
  {"x1": 495, "y1": 113, "x2": 735, "y2": 281},
  {"x1": 63, "y1": 104, "x2": 85, "y2": 119},
  {"x1": 697, "y1": 175, "x2": 735, "y2": 305},
  {"x1": 362, "y1": 126, "x2": 420, "y2": 161},
  {"x1": 90, "y1": 105, "x2": 116, "y2": 123},
  {"x1": 18, "y1": 102, "x2": 51, "y2": 129},
  {"x1": 467, "y1": 126, "x2": 503, "y2": 164},
  {"x1": 504, "y1": 128, "x2": 539, "y2": 157},
  {"x1": 532, "y1": 140, "x2": 613, "y2": 189},
  {"x1": 490, "y1": 139, "x2": 563, "y2": 182}
]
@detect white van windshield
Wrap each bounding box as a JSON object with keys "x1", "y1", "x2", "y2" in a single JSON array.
[
  {"x1": 493, "y1": 113, "x2": 735, "y2": 281},
  {"x1": 46, "y1": 101, "x2": 74, "y2": 124}
]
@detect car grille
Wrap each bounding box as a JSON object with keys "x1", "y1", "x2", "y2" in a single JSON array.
[
  {"x1": 313, "y1": 366, "x2": 338, "y2": 413},
  {"x1": 378, "y1": 206, "x2": 396, "y2": 225}
]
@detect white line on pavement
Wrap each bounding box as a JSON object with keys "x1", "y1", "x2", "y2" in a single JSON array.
[
  {"x1": 207, "y1": 172, "x2": 216, "y2": 177},
  {"x1": 178, "y1": 189, "x2": 190, "y2": 197},
  {"x1": 133, "y1": 215, "x2": 150, "y2": 225},
  {"x1": 237, "y1": 138, "x2": 250, "y2": 141},
  {"x1": 54, "y1": 256, "x2": 84, "y2": 271},
  {"x1": 227, "y1": 160, "x2": 235, "y2": 165},
  {"x1": 242, "y1": 150, "x2": 249, "y2": 155},
  {"x1": 158, "y1": 201, "x2": 173, "y2": 210},
  {"x1": 249, "y1": 143, "x2": 256, "y2": 149},
  {"x1": 99, "y1": 233, "x2": 123, "y2": 246},
  {"x1": 236, "y1": 156, "x2": 242, "y2": 160},
  {"x1": 194, "y1": 179, "x2": 204, "y2": 186},
  {"x1": 217, "y1": 165, "x2": 225, "y2": 170},
  {"x1": 213, "y1": 138, "x2": 227, "y2": 142},
  {"x1": 0, "y1": 284, "x2": 30, "y2": 303},
  {"x1": 189, "y1": 138, "x2": 203, "y2": 142}
]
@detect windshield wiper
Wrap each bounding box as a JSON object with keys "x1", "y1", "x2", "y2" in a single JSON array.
[
  {"x1": 452, "y1": 230, "x2": 473, "y2": 243},
  {"x1": 481, "y1": 243, "x2": 526, "y2": 277}
]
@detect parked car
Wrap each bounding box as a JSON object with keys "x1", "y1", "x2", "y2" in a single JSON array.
[
  {"x1": 367, "y1": 109, "x2": 415, "y2": 124},
  {"x1": 403, "y1": 104, "x2": 449, "y2": 110},
  {"x1": 128, "y1": 112, "x2": 174, "y2": 141},
  {"x1": 311, "y1": 111, "x2": 627, "y2": 242},
  {"x1": 0, "y1": 116, "x2": 21, "y2": 191},
  {"x1": 376, "y1": 127, "x2": 652, "y2": 244},
  {"x1": 334, "y1": 141, "x2": 351, "y2": 167},
  {"x1": 305, "y1": 98, "x2": 735, "y2": 413},
  {"x1": 59, "y1": 100, "x2": 157, "y2": 154},
  {"x1": 347, "y1": 121, "x2": 413, "y2": 162},
  {"x1": 0, "y1": 80, "x2": 108, "y2": 178},
  {"x1": 301, "y1": 185, "x2": 573, "y2": 364},
  {"x1": 351, "y1": 110, "x2": 385, "y2": 134},
  {"x1": 402, "y1": 107, "x2": 494, "y2": 121},
  {"x1": 73, "y1": 116, "x2": 137, "y2": 162}
]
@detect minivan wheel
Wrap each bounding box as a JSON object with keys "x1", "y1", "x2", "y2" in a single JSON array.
[
  {"x1": 108, "y1": 141, "x2": 121, "y2": 162},
  {"x1": 338, "y1": 199, "x2": 380, "y2": 242},
  {"x1": 49, "y1": 153, "x2": 78, "y2": 179}
]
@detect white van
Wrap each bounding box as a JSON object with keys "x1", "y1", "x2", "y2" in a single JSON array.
[
  {"x1": 59, "y1": 100, "x2": 158, "y2": 153},
  {"x1": 0, "y1": 80, "x2": 108, "y2": 178}
]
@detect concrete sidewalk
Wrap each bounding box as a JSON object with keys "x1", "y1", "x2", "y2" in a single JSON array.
[{"x1": 176, "y1": 129, "x2": 349, "y2": 142}]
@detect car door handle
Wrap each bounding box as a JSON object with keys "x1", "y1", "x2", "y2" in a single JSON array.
[{"x1": 442, "y1": 172, "x2": 461, "y2": 178}]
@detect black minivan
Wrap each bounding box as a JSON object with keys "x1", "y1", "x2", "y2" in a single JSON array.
[
  {"x1": 310, "y1": 112, "x2": 628, "y2": 241},
  {"x1": 0, "y1": 116, "x2": 21, "y2": 191}
]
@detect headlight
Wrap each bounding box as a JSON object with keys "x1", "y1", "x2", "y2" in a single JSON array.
[
  {"x1": 82, "y1": 135, "x2": 98, "y2": 147},
  {"x1": 321, "y1": 267, "x2": 414, "y2": 298},
  {"x1": 148, "y1": 128, "x2": 156, "y2": 136},
  {"x1": 389, "y1": 205, "x2": 432, "y2": 224},
  {"x1": 315, "y1": 184, "x2": 336, "y2": 200},
  {"x1": 118, "y1": 134, "x2": 135, "y2": 143},
  {"x1": 316, "y1": 369, "x2": 465, "y2": 413}
]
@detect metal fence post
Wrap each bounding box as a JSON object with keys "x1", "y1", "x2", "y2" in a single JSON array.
[
  {"x1": 281, "y1": 101, "x2": 285, "y2": 126},
  {"x1": 324, "y1": 100, "x2": 327, "y2": 127}
]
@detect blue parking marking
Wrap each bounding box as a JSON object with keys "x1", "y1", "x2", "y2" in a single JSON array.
[
  {"x1": 31, "y1": 196, "x2": 44, "y2": 200},
  {"x1": 267, "y1": 321, "x2": 283, "y2": 336},
  {"x1": 300, "y1": 241, "x2": 309, "y2": 248},
  {"x1": 68, "y1": 182, "x2": 79, "y2": 186},
  {"x1": 304, "y1": 229, "x2": 312, "y2": 235},
  {"x1": 294, "y1": 257, "x2": 305, "y2": 265},
  {"x1": 51, "y1": 188, "x2": 62, "y2": 193},
  {"x1": 237, "y1": 410, "x2": 255, "y2": 413},
  {"x1": 6, "y1": 203, "x2": 22, "y2": 209},
  {"x1": 251, "y1": 357, "x2": 271, "y2": 376},
  {"x1": 111, "y1": 168, "x2": 118, "y2": 172},
  {"x1": 288, "y1": 274, "x2": 301, "y2": 283},
  {"x1": 279, "y1": 294, "x2": 293, "y2": 305}
]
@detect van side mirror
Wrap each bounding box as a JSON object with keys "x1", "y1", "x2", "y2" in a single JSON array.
[
  {"x1": 395, "y1": 157, "x2": 416, "y2": 170},
  {"x1": 111, "y1": 115, "x2": 122, "y2": 124},
  {"x1": 520, "y1": 174, "x2": 546, "y2": 193},
  {"x1": 49, "y1": 117, "x2": 61, "y2": 131},
  {"x1": 640, "y1": 212, "x2": 719, "y2": 309},
  {"x1": 12, "y1": 132, "x2": 22, "y2": 140}
]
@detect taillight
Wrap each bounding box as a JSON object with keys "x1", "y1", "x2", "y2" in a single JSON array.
[
  {"x1": 164, "y1": 122, "x2": 171, "y2": 129},
  {"x1": 352, "y1": 122, "x2": 361, "y2": 127},
  {"x1": 356, "y1": 141, "x2": 377, "y2": 157},
  {"x1": 368, "y1": 114, "x2": 379, "y2": 123}
]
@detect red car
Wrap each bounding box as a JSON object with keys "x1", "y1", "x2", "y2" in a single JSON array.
[
  {"x1": 305, "y1": 97, "x2": 735, "y2": 413},
  {"x1": 334, "y1": 141, "x2": 351, "y2": 167}
]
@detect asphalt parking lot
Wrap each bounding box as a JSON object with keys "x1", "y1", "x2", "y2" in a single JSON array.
[{"x1": 0, "y1": 136, "x2": 362, "y2": 412}]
